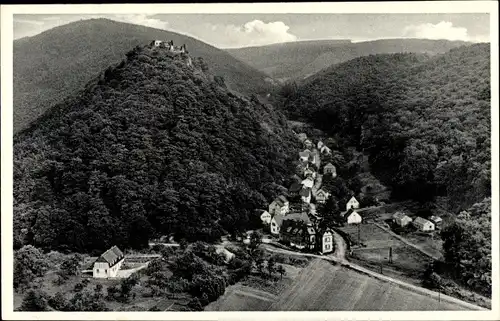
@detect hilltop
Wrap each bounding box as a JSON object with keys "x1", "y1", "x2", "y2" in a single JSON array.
[
  {"x1": 14, "y1": 18, "x2": 272, "y2": 132},
  {"x1": 13, "y1": 43, "x2": 298, "y2": 254},
  {"x1": 278, "y1": 43, "x2": 490, "y2": 212},
  {"x1": 227, "y1": 38, "x2": 471, "y2": 82}
]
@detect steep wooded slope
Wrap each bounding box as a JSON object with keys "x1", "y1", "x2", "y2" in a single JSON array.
[
  {"x1": 279, "y1": 43, "x2": 490, "y2": 212},
  {"x1": 14, "y1": 18, "x2": 272, "y2": 132},
  {"x1": 14, "y1": 44, "x2": 298, "y2": 254},
  {"x1": 227, "y1": 39, "x2": 471, "y2": 82}
]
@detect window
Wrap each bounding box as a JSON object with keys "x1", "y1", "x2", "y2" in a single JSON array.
[
  {"x1": 96, "y1": 269, "x2": 99, "y2": 273},
  {"x1": 105, "y1": 269, "x2": 108, "y2": 274},
  {"x1": 325, "y1": 244, "x2": 330, "y2": 250}
]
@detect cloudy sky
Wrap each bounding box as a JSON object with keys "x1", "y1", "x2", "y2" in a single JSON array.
[{"x1": 14, "y1": 13, "x2": 490, "y2": 48}]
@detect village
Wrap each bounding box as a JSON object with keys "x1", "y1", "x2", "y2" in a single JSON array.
[{"x1": 84, "y1": 131, "x2": 444, "y2": 282}]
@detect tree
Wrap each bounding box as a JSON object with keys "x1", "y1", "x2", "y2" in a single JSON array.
[
  {"x1": 14, "y1": 245, "x2": 49, "y2": 290},
  {"x1": 276, "y1": 264, "x2": 286, "y2": 280},
  {"x1": 267, "y1": 256, "x2": 276, "y2": 277},
  {"x1": 248, "y1": 231, "x2": 263, "y2": 253},
  {"x1": 58, "y1": 254, "x2": 83, "y2": 280},
  {"x1": 49, "y1": 292, "x2": 69, "y2": 311},
  {"x1": 20, "y1": 289, "x2": 49, "y2": 311}
]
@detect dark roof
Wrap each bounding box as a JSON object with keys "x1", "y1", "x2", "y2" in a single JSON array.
[
  {"x1": 95, "y1": 246, "x2": 124, "y2": 266},
  {"x1": 281, "y1": 219, "x2": 313, "y2": 238},
  {"x1": 299, "y1": 187, "x2": 312, "y2": 197},
  {"x1": 278, "y1": 195, "x2": 288, "y2": 204},
  {"x1": 273, "y1": 214, "x2": 284, "y2": 226},
  {"x1": 289, "y1": 182, "x2": 302, "y2": 193},
  {"x1": 284, "y1": 212, "x2": 312, "y2": 225},
  {"x1": 324, "y1": 163, "x2": 335, "y2": 168}
]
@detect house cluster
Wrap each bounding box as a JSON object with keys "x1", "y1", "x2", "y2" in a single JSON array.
[
  {"x1": 259, "y1": 132, "x2": 362, "y2": 254},
  {"x1": 392, "y1": 212, "x2": 442, "y2": 232},
  {"x1": 149, "y1": 40, "x2": 188, "y2": 54}
]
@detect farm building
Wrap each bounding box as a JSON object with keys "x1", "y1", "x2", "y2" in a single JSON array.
[
  {"x1": 150, "y1": 39, "x2": 163, "y2": 47},
  {"x1": 344, "y1": 209, "x2": 362, "y2": 225},
  {"x1": 315, "y1": 189, "x2": 330, "y2": 204},
  {"x1": 308, "y1": 153, "x2": 317, "y2": 164},
  {"x1": 269, "y1": 195, "x2": 289, "y2": 216},
  {"x1": 413, "y1": 217, "x2": 435, "y2": 232},
  {"x1": 270, "y1": 215, "x2": 284, "y2": 235},
  {"x1": 301, "y1": 177, "x2": 315, "y2": 188},
  {"x1": 346, "y1": 196, "x2": 360, "y2": 211},
  {"x1": 300, "y1": 187, "x2": 312, "y2": 203},
  {"x1": 392, "y1": 212, "x2": 413, "y2": 227},
  {"x1": 260, "y1": 210, "x2": 272, "y2": 224},
  {"x1": 323, "y1": 163, "x2": 337, "y2": 176},
  {"x1": 429, "y1": 215, "x2": 443, "y2": 228},
  {"x1": 93, "y1": 246, "x2": 125, "y2": 278},
  {"x1": 297, "y1": 133, "x2": 308, "y2": 142}
]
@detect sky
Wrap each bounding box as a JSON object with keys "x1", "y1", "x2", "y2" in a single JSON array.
[{"x1": 13, "y1": 13, "x2": 491, "y2": 48}]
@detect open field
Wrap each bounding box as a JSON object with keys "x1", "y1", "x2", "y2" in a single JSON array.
[
  {"x1": 340, "y1": 223, "x2": 401, "y2": 248},
  {"x1": 269, "y1": 259, "x2": 469, "y2": 311},
  {"x1": 205, "y1": 284, "x2": 277, "y2": 311},
  {"x1": 205, "y1": 263, "x2": 302, "y2": 311}
]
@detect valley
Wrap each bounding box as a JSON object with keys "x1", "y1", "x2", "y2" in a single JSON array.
[{"x1": 10, "y1": 15, "x2": 492, "y2": 314}]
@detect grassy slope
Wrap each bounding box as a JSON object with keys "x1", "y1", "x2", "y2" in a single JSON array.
[{"x1": 14, "y1": 18, "x2": 271, "y2": 132}]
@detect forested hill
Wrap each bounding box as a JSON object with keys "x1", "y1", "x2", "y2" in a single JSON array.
[
  {"x1": 14, "y1": 18, "x2": 273, "y2": 133},
  {"x1": 279, "y1": 43, "x2": 491, "y2": 212},
  {"x1": 227, "y1": 38, "x2": 470, "y2": 82},
  {"x1": 13, "y1": 44, "x2": 298, "y2": 254}
]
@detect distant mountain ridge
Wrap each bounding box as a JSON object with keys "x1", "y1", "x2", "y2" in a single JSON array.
[
  {"x1": 13, "y1": 18, "x2": 272, "y2": 133},
  {"x1": 227, "y1": 38, "x2": 473, "y2": 82}
]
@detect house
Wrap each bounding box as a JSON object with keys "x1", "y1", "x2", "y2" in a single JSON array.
[
  {"x1": 150, "y1": 39, "x2": 163, "y2": 47},
  {"x1": 299, "y1": 151, "x2": 310, "y2": 162},
  {"x1": 303, "y1": 168, "x2": 316, "y2": 179},
  {"x1": 269, "y1": 195, "x2": 290, "y2": 216},
  {"x1": 260, "y1": 211, "x2": 272, "y2": 224},
  {"x1": 315, "y1": 189, "x2": 330, "y2": 204},
  {"x1": 392, "y1": 212, "x2": 413, "y2": 227},
  {"x1": 346, "y1": 196, "x2": 360, "y2": 211},
  {"x1": 270, "y1": 215, "x2": 284, "y2": 235},
  {"x1": 304, "y1": 139, "x2": 313, "y2": 149},
  {"x1": 317, "y1": 228, "x2": 334, "y2": 254},
  {"x1": 297, "y1": 133, "x2": 308, "y2": 142},
  {"x1": 323, "y1": 163, "x2": 337, "y2": 176},
  {"x1": 321, "y1": 145, "x2": 332, "y2": 155},
  {"x1": 317, "y1": 141, "x2": 324, "y2": 149},
  {"x1": 301, "y1": 176, "x2": 315, "y2": 188},
  {"x1": 280, "y1": 219, "x2": 316, "y2": 250},
  {"x1": 413, "y1": 217, "x2": 435, "y2": 232},
  {"x1": 344, "y1": 209, "x2": 362, "y2": 225},
  {"x1": 300, "y1": 187, "x2": 312, "y2": 203},
  {"x1": 308, "y1": 153, "x2": 317, "y2": 164},
  {"x1": 289, "y1": 182, "x2": 303, "y2": 197},
  {"x1": 429, "y1": 215, "x2": 443, "y2": 228},
  {"x1": 93, "y1": 246, "x2": 125, "y2": 278}
]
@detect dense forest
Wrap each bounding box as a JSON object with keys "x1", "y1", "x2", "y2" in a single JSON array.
[
  {"x1": 227, "y1": 38, "x2": 469, "y2": 82},
  {"x1": 278, "y1": 43, "x2": 491, "y2": 212},
  {"x1": 13, "y1": 45, "x2": 298, "y2": 254},
  {"x1": 14, "y1": 18, "x2": 272, "y2": 132}
]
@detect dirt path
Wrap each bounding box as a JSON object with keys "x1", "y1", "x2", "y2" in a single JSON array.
[{"x1": 332, "y1": 231, "x2": 347, "y2": 262}]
